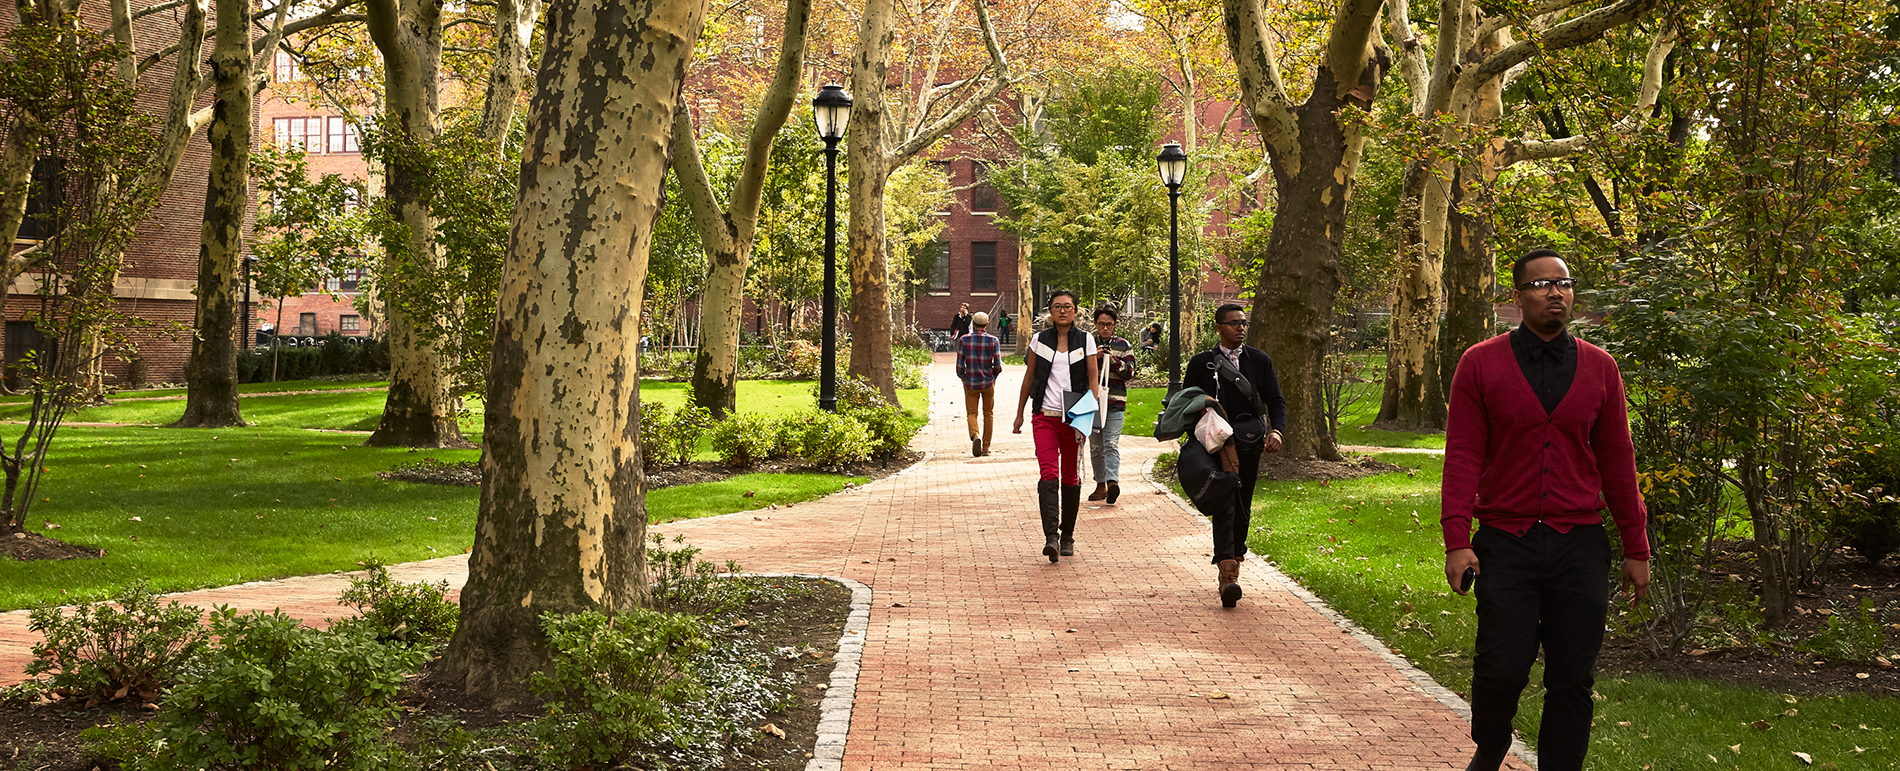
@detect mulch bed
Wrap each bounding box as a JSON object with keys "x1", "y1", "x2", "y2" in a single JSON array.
[
  {"x1": 0, "y1": 531, "x2": 104, "y2": 563},
  {"x1": 0, "y1": 578, "x2": 851, "y2": 771}
]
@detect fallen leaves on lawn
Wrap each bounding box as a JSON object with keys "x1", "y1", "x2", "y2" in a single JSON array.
[{"x1": 760, "y1": 723, "x2": 785, "y2": 739}]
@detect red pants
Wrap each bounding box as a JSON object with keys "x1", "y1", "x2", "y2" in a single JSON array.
[{"x1": 1032, "y1": 414, "x2": 1081, "y2": 485}]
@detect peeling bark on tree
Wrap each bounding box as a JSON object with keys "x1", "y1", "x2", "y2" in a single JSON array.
[
  {"x1": 175, "y1": 0, "x2": 286, "y2": 428},
  {"x1": 682, "y1": 0, "x2": 812, "y2": 418},
  {"x1": 439, "y1": 0, "x2": 707, "y2": 707},
  {"x1": 1225, "y1": 0, "x2": 1390, "y2": 462},
  {"x1": 365, "y1": 0, "x2": 468, "y2": 449},
  {"x1": 844, "y1": 0, "x2": 1007, "y2": 404},
  {"x1": 1441, "y1": 160, "x2": 1497, "y2": 389}
]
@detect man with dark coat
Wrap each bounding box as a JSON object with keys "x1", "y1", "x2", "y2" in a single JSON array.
[
  {"x1": 1441, "y1": 248, "x2": 1650, "y2": 771},
  {"x1": 1182, "y1": 303, "x2": 1285, "y2": 607}
]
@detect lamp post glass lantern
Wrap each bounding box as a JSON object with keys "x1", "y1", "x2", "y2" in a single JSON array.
[
  {"x1": 1156, "y1": 143, "x2": 1187, "y2": 396},
  {"x1": 813, "y1": 84, "x2": 852, "y2": 412}
]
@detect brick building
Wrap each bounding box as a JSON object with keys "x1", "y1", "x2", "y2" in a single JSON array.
[{"x1": 1, "y1": 5, "x2": 221, "y2": 388}]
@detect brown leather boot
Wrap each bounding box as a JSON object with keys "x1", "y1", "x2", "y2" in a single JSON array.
[
  {"x1": 1218, "y1": 559, "x2": 1242, "y2": 608},
  {"x1": 1087, "y1": 482, "x2": 1108, "y2": 501}
]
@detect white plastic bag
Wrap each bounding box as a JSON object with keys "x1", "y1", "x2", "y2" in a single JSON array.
[{"x1": 1194, "y1": 409, "x2": 1233, "y2": 453}]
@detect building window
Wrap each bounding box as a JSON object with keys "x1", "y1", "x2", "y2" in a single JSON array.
[
  {"x1": 273, "y1": 50, "x2": 300, "y2": 82},
  {"x1": 972, "y1": 242, "x2": 997, "y2": 291},
  {"x1": 18, "y1": 157, "x2": 63, "y2": 241},
  {"x1": 297, "y1": 313, "x2": 318, "y2": 336},
  {"x1": 323, "y1": 268, "x2": 367, "y2": 293},
  {"x1": 340, "y1": 314, "x2": 361, "y2": 332},
  {"x1": 925, "y1": 240, "x2": 949, "y2": 293},
  {"x1": 971, "y1": 161, "x2": 998, "y2": 212},
  {"x1": 326, "y1": 117, "x2": 360, "y2": 154}
]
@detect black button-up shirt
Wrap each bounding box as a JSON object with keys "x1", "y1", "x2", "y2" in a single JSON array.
[{"x1": 1509, "y1": 325, "x2": 1577, "y2": 415}]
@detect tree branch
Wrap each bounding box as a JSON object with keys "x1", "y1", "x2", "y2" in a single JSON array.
[
  {"x1": 890, "y1": 0, "x2": 1008, "y2": 164},
  {"x1": 669, "y1": 99, "x2": 737, "y2": 258},
  {"x1": 728, "y1": 0, "x2": 812, "y2": 231},
  {"x1": 1222, "y1": 0, "x2": 1299, "y2": 166},
  {"x1": 1476, "y1": 0, "x2": 1592, "y2": 40},
  {"x1": 1498, "y1": 22, "x2": 1676, "y2": 166},
  {"x1": 1389, "y1": 0, "x2": 1430, "y2": 114},
  {"x1": 1470, "y1": 0, "x2": 1661, "y2": 86},
  {"x1": 1327, "y1": 0, "x2": 1387, "y2": 96}
]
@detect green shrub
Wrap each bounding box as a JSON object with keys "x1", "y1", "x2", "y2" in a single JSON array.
[
  {"x1": 808, "y1": 374, "x2": 887, "y2": 411},
  {"x1": 645, "y1": 641, "x2": 797, "y2": 770},
  {"x1": 531, "y1": 609, "x2": 709, "y2": 770},
  {"x1": 238, "y1": 336, "x2": 388, "y2": 383},
  {"x1": 708, "y1": 412, "x2": 777, "y2": 468},
  {"x1": 1796, "y1": 598, "x2": 1897, "y2": 662},
  {"x1": 25, "y1": 580, "x2": 207, "y2": 703},
  {"x1": 846, "y1": 403, "x2": 920, "y2": 459},
  {"x1": 107, "y1": 608, "x2": 426, "y2": 771},
  {"x1": 641, "y1": 401, "x2": 715, "y2": 470},
  {"x1": 648, "y1": 534, "x2": 748, "y2": 615},
  {"x1": 328, "y1": 561, "x2": 458, "y2": 649},
  {"x1": 793, "y1": 409, "x2": 872, "y2": 467}
]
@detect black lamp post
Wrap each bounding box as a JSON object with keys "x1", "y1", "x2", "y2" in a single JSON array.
[
  {"x1": 1157, "y1": 142, "x2": 1188, "y2": 396},
  {"x1": 813, "y1": 83, "x2": 852, "y2": 412},
  {"x1": 242, "y1": 256, "x2": 257, "y2": 350}
]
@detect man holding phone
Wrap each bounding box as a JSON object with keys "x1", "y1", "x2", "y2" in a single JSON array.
[{"x1": 1441, "y1": 249, "x2": 1650, "y2": 771}]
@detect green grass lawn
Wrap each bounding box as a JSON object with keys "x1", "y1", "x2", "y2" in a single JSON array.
[
  {"x1": 1242, "y1": 455, "x2": 1900, "y2": 769},
  {"x1": 0, "y1": 376, "x2": 914, "y2": 609}
]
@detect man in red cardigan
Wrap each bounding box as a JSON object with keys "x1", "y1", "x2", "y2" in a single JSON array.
[{"x1": 1441, "y1": 249, "x2": 1651, "y2": 771}]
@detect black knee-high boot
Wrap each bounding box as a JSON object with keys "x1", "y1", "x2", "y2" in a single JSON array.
[
  {"x1": 1059, "y1": 484, "x2": 1081, "y2": 556},
  {"x1": 1038, "y1": 480, "x2": 1061, "y2": 562}
]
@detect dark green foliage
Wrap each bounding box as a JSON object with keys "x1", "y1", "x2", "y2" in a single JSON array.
[
  {"x1": 642, "y1": 402, "x2": 715, "y2": 471},
  {"x1": 237, "y1": 336, "x2": 388, "y2": 383},
  {"x1": 99, "y1": 609, "x2": 426, "y2": 770},
  {"x1": 329, "y1": 561, "x2": 458, "y2": 649},
  {"x1": 24, "y1": 581, "x2": 207, "y2": 702},
  {"x1": 1039, "y1": 67, "x2": 1164, "y2": 166},
  {"x1": 708, "y1": 412, "x2": 777, "y2": 467},
  {"x1": 789, "y1": 409, "x2": 873, "y2": 467},
  {"x1": 531, "y1": 609, "x2": 710, "y2": 770},
  {"x1": 1796, "y1": 598, "x2": 1898, "y2": 661},
  {"x1": 846, "y1": 403, "x2": 921, "y2": 459}
]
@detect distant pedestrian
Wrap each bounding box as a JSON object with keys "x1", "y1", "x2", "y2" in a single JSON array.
[
  {"x1": 1088, "y1": 306, "x2": 1136, "y2": 505},
  {"x1": 956, "y1": 312, "x2": 1003, "y2": 457},
  {"x1": 950, "y1": 303, "x2": 972, "y2": 339},
  {"x1": 1182, "y1": 303, "x2": 1285, "y2": 607},
  {"x1": 1140, "y1": 321, "x2": 1162, "y2": 351},
  {"x1": 996, "y1": 311, "x2": 1013, "y2": 346},
  {"x1": 1443, "y1": 248, "x2": 1649, "y2": 771},
  {"x1": 1012, "y1": 289, "x2": 1101, "y2": 562}
]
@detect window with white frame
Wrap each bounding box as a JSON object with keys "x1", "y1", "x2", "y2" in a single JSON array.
[
  {"x1": 273, "y1": 51, "x2": 300, "y2": 82},
  {"x1": 326, "y1": 117, "x2": 360, "y2": 153},
  {"x1": 340, "y1": 314, "x2": 361, "y2": 331}
]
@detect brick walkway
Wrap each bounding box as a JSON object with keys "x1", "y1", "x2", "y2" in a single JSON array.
[{"x1": 2, "y1": 353, "x2": 1530, "y2": 770}]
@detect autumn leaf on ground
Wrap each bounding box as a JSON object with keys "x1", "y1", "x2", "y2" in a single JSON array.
[
  {"x1": 1792, "y1": 751, "x2": 1813, "y2": 765},
  {"x1": 1729, "y1": 744, "x2": 1741, "y2": 755},
  {"x1": 1207, "y1": 691, "x2": 1230, "y2": 700},
  {"x1": 760, "y1": 723, "x2": 786, "y2": 739},
  {"x1": 42, "y1": 521, "x2": 59, "y2": 530},
  {"x1": 1752, "y1": 720, "x2": 1773, "y2": 730}
]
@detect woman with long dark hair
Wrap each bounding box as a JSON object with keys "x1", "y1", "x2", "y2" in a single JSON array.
[{"x1": 1011, "y1": 290, "x2": 1103, "y2": 562}]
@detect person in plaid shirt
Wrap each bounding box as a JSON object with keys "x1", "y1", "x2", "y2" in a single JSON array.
[{"x1": 956, "y1": 312, "x2": 1003, "y2": 457}]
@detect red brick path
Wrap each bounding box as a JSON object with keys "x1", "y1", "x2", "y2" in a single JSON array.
[{"x1": 0, "y1": 353, "x2": 1530, "y2": 770}]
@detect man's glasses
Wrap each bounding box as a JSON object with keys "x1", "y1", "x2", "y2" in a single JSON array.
[
  {"x1": 1517, "y1": 278, "x2": 1577, "y2": 292},
  {"x1": 1218, "y1": 320, "x2": 1249, "y2": 328}
]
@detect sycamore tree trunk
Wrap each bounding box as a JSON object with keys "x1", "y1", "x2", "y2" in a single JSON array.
[
  {"x1": 844, "y1": 0, "x2": 1006, "y2": 404},
  {"x1": 440, "y1": 0, "x2": 707, "y2": 706},
  {"x1": 1247, "y1": 72, "x2": 1371, "y2": 462},
  {"x1": 683, "y1": 0, "x2": 812, "y2": 417},
  {"x1": 475, "y1": 0, "x2": 543, "y2": 149},
  {"x1": 1374, "y1": 159, "x2": 1446, "y2": 430},
  {"x1": 173, "y1": 0, "x2": 262, "y2": 428},
  {"x1": 1225, "y1": 0, "x2": 1388, "y2": 462},
  {"x1": 365, "y1": 0, "x2": 467, "y2": 448},
  {"x1": 1441, "y1": 153, "x2": 1498, "y2": 387}
]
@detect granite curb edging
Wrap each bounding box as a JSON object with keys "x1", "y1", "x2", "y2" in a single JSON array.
[
  {"x1": 753, "y1": 573, "x2": 870, "y2": 771},
  {"x1": 1139, "y1": 450, "x2": 1541, "y2": 770}
]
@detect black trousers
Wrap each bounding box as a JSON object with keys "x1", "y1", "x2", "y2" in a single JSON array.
[
  {"x1": 1210, "y1": 444, "x2": 1261, "y2": 563},
  {"x1": 1469, "y1": 522, "x2": 1611, "y2": 771}
]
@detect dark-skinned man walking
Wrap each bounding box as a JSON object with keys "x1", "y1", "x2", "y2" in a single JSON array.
[{"x1": 1442, "y1": 248, "x2": 1651, "y2": 771}]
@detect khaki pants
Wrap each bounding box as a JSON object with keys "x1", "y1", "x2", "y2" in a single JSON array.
[{"x1": 964, "y1": 385, "x2": 995, "y2": 450}]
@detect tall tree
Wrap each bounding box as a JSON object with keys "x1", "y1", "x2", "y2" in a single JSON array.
[
  {"x1": 678, "y1": 0, "x2": 812, "y2": 418},
  {"x1": 172, "y1": 0, "x2": 291, "y2": 428},
  {"x1": 1373, "y1": 0, "x2": 1664, "y2": 431},
  {"x1": 844, "y1": 0, "x2": 1008, "y2": 404},
  {"x1": 440, "y1": 0, "x2": 708, "y2": 704},
  {"x1": 1221, "y1": 0, "x2": 1391, "y2": 461},
  {"x1": 362, "y1": 0, "x2": 463, "y2": 447}
]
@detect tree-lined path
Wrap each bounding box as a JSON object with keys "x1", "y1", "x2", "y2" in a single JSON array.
[{"x1": 1, "y1": 353, "x2": 1526, "y2": 769}]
